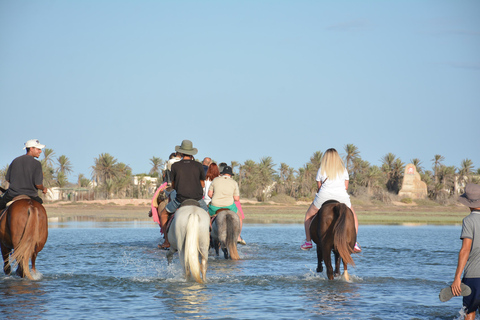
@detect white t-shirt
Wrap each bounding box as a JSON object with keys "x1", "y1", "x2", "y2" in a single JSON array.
[
  {"x1": 315, "y1": 167, "x2": 349, "y2": 196},
  {"x1": 203, "y1": 179, "x2": 213, "y2": 204}
]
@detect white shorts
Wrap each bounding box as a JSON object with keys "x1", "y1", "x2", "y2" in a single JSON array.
[{"x1": 312, "y1": 191, "x2": 351, "y2": 209}]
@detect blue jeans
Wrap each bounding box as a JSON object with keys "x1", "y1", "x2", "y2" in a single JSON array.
[{"x1": 166, "y1": 197, "x2": 208, "y2": 213}]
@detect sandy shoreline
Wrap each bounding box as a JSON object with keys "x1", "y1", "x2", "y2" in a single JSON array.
[{"x1": 43, "y1": 199, "x2": 468, "y2": 225}]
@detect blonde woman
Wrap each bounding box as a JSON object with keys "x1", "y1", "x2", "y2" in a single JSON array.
[{"x1": 300, "y1": 148, "x2": 361, "y2": 252}]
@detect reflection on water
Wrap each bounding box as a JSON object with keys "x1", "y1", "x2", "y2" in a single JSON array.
[
  {"x1": 48, "y1": 217, "x2": 155, "y2": 229},
  {"x1": 156, "y1": 283, "x2": 211, "y2": 316},
  {"x1": 0, "y1": 279, "x2": 47, "y2": 319}
]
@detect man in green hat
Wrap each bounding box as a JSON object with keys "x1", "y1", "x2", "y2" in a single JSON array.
[{"x1": 159, "y1": 140, "x2": 207, "y2": 249}]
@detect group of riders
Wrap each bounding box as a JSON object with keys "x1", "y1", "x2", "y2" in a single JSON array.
[
  {"x1": 0, "y1": 139, "x2": 359, "y2": 254},
  {"x1": 149, "y1": 140, "x2": 245, "y2": 250}
]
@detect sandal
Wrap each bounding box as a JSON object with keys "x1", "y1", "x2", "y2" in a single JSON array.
[
  {"x1": 439, "y1": 283, "x2": 471, "y2": 302},
  {"x1": 158, "y1": 242, "x2": 170, "y2": 250},
  {"x1": 354, "y1": 242, "x2": 362, "y2": 253}
]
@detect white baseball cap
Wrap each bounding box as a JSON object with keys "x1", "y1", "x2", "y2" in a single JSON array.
[{"x1": 24, "y1": 139, "x2": 46, "y2": 149}]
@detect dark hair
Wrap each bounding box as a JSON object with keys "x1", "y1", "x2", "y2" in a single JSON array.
[
  {"x1": 169, "y1": 153, "x2": 176, "y2": 159},
  {"x1": 206, "y1": 163, "x2": 220, "y2": 181}
]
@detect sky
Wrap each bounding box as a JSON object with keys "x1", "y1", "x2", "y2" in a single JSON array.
[{"x1": 1, "y1": 0, "x2": 479, "y2": 182}]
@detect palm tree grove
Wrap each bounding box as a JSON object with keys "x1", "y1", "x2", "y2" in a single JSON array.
[{"x1": 1, "y1": 144, "x2": 478, "y2": 204}]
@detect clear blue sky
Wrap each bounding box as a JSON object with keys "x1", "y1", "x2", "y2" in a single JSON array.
[{"x1": 1, "y1": 1, "x2": 479, "y2": 182}]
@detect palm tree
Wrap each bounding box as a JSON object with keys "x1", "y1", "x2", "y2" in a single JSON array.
[
  {"x1": 149, "y1": 156, "x2": 163, "y2": 177},
  {"x1": 257, "y1": 157, "x2": 277, "y2": 201},
  {"x1": 42, "y1": 148, "x2": 55, "y2": 168},
  {"x1": 432, "y1": 154, "x2": 445, "y2": 184},
  {"x1": 57, "y1": 155, "x2": 73, "y2": 175},
  {"x1": 56, "y1": 171, "x2": 68, "y2": 188},
  {"x1": 457, "y1": 159, "x2": 474, "y2": 193},
  {"x1": 239, "y1": 159, "x2": 259, "y2": 199},
  {"x1": 381, "y1": 153, "x2": 404, "y2": 193},
  {"x1": 41, "y1": 148, "x2": 56, "y2": 188},
  {"x1": 0, "y1": 164, "x2": 8, "y2": 188},
  {"x1": 344, "y1": 144, "x2": 360, "y2": 175},
  {"x1": 309, "y1": 151, "x2": 323, "y2": 170},
  {"x1": 77, "y1": 174, "x2": 91, "y2": 188},
  {"x1": 92, "y1": 153, "x2": 120, "y2": 185},
  {"x1": 230, "y1": 160, "x2": 240, "y2": 175}
]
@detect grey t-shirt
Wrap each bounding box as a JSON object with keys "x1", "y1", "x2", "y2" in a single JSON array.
[
  {"x1": 5, "y1": 154, "x2": 43, "y2": 197},
  {"x1": 461, "y1": 210, "x2": 480, "y2": 278}
]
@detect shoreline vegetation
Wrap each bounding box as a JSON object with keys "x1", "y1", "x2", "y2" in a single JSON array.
[{"x1": 44, "y1": 198, "x2": 468, "y2": 225}]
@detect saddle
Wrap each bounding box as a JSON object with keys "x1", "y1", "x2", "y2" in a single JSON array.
[
  {"x1": 0, "y1": 195, "x2": 33, "y2": 220},
  {"x1": 163, "y1": 199, "x2": 202, "y2": 235}
]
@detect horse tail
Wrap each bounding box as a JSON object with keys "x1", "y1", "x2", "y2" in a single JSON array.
[
  {"x1": 183, "y1": 212, "x2": 203, "y2": 283},
  {"x1": 8, "y1": 203, "x2": 38, "y2": 280},
  {"x1": 226, "y1": 213, "x2": 240, "y2": 260},
  {"x1": 333, "y1": 203, "x2": 355, "y2": 267}
]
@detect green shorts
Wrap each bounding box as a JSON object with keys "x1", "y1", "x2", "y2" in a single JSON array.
[{"x1": 208, "y1": 202, "x2": 238, "y2": 216}]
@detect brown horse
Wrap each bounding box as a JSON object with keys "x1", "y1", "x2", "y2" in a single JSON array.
[
  {"x1": 0, "y1": 196, "x2": 48, "y2": 279},
  {"x1": 310, "y1": 200, "x2": 356, "y2": 281}
]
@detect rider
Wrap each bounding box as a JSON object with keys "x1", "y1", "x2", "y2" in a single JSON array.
[
  {"x1": 208, "y1": 165, "x2": 245, "y2": 245},
  {"x1": 300, "y1": 148, "x2": 361, "y2": 252},
  {"x1": 0, "y1": 139, "x2": 48, "y2": 211},
  {"x1": 158, "y1": 140, "x2": 208, "y2": 249}
]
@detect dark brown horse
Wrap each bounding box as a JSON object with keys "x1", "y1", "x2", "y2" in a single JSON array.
[
  {"x1": 0, "y1": 196, "x2": 48, "y2": 279},
  {"x1": 310, "y1": 200, "x2": 356, "y2": 281}
]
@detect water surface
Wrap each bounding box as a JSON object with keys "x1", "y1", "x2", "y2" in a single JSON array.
[{"x1": 0, "y1": 223, "x2": 468, "y2": 319}]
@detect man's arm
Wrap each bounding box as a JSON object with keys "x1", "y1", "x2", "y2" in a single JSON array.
[
  {"x1": 451, "y1": 237, "x2": 472, "y2": 296},
  {"x1": 35, "y1": 184, "x2": 48, "y2": 194}
]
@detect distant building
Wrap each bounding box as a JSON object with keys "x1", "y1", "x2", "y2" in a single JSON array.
[
  {"x1": 133, "y1": 176, "x2": 158, "y2": 194},
  {"x1": 398, "y1": 164, "x2": 427, "y2": 199}
]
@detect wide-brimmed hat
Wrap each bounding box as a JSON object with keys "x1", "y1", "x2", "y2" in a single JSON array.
[
  {"x1": 24, "y1": 139, "x2": 45, "y2": 149},
  {"x1": 221, "y1": 166, "x2": 234, "y2": 176},
  {"x1": 459, "y1": 183, "x2": 480, "y2": 208},
  {"x1": 175, "y1": 140, "x2": 198, "y2": 156}
]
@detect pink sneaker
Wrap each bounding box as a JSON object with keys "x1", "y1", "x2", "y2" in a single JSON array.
[
  {"x1": 301, "y1": 241, "x2": 313, "y2": 250},
  {"x1": 354, "y1": 242, "x2": 362, "y2": 253}
]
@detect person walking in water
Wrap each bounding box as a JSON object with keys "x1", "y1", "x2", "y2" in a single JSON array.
[
  {"x1": 300, "y1": 148, "x2": 361, "y2": 252},
  {"x1": 447, "y1": 183, "x2": 480, "y2": 319}
]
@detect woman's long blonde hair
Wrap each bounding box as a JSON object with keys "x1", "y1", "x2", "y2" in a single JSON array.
[{"x1": 320, "y1": 148, "x2": 346, "y2": 179}]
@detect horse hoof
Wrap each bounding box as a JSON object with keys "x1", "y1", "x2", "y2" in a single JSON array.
[{"x1": 316, "y1": 267, "x2": 322, "y2": 273}]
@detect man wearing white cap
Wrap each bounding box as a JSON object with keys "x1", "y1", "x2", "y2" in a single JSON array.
[{"x1": 0, "y1": 139, "x2": 48, "y2": 210}]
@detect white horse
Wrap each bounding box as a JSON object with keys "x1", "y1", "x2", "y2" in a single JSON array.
[
  {"x1": 211, "y1": 209, "x2": 240, "y2": 260},
  {"x1": 166, "y1": 200, "x2": 210, "y2": 283}
]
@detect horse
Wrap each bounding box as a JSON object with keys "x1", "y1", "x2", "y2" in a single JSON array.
[
  {"x1": 210, "y1": 209, "x2": 240, "y2": 260},
  {"x1": 166, "y1": 200, "x2": 210, "y2": 284},
  {"x1": 0, "y1": 196, "x2": 48, "y2": 279},
  {"x1": 309, "y1": 200, "x2": 356, "y2": 281}
]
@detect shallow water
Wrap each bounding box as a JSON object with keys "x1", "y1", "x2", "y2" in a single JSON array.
[{"x1": 0, "y1": 222, "x2": 472, "y2": 319}]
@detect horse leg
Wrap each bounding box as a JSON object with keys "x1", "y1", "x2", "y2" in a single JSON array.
[
  {"x1": 222, "y1": 248, "x2": 229, "y2": 259},
  {"x1": 212, "y1": 239, "x2": 220, "y2": 256},
  {"x1": 316, "y1": 243, "x2": 323, "y2": 273},
  {"x1": 166, "y1": 250, "x2": 175, "y2": 265},
  {"x1": 334, "y1": 251, "x2": 341, "y2": 278},
  {"x1": 1, "y1": 244, "x2": 11, "y2": 275},
  {"x1": 200, "y1": 255, "x2": 207, "y2": 282},
  {"x1": 342, "y1": 260, "x2": 350, "y2": 282},
  {"x1": 31, "y1": 251, "x2": 38, "y2": 275},
  {"x1": 323, "y1": 248, "x2": 334, "y2": 280}
]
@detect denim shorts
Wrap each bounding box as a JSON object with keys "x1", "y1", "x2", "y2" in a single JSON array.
[
  {"x1": 166, "y1": 197, "x2": 208, "y2": 213},
  {"x1": 463, "y1": 277, "x2": 480, "y2": 313}
]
